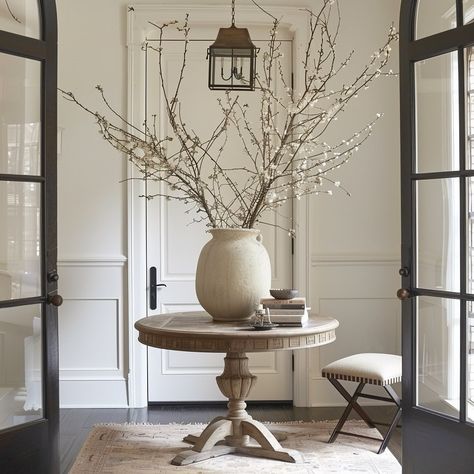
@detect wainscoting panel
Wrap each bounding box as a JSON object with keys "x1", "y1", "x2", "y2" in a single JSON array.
[
  {"x1": 308, "y1": 256, "x2": 401, "y2": 406},
  {"x1": 57, "y1": 257, "x2": 128, "y2": 407},
  {"x1": 59, "y1": 299, "x2": 119, "y2": 371}
]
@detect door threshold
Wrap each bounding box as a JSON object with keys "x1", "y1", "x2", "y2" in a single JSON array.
[{"x1": 148, "y1": 400, "x2": 293, "y2": 407}]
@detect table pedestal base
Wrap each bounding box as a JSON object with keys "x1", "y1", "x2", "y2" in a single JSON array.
[{"x1": 171, "y1": 352, "x2": 304, "y2": 466}]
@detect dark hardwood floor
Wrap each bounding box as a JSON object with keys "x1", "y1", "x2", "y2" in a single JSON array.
[{"x1": 60, "y1": 404, "x2": 401, "y2": 473}]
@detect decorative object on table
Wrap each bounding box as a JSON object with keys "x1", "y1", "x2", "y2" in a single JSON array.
[
  {"x1": 196, "y1": 228, "x2": 270, "y2": 321},
  {"x1": 270, "y1": 288, "x2": 299, "y2": 300},
  {"x1": 322, "y1": 353, "x2": 402, "y2": 455},
  {"x1": 207, "y1": 0, "x2": 259, "y2": 91},
  {"x1": 261, "y1": 296, "x2": 309, "y2": 326},
  {"x1": 251, "y1": 303, "x2": 275, "y2": 330},
  {"x1": 69, "y1": 421, "x2": 401, "y2": 473},
  {"x1": 60, "y1": 1, "x2": 397, "y2": 322}
]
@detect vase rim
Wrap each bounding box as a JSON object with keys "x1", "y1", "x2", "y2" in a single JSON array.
[{"x1": 208, "y1": 227, "x2": 260, "y2": 234}]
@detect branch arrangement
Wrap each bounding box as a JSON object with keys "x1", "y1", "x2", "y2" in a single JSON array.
[
  {"x1": 61, "y1": 0, "x2": 398, "y2": 233},
  {"x1": 4, "y1": 0, "x2": 21, "y2": 23}
]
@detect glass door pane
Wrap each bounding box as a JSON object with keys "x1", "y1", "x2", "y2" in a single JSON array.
[
  {"x1": 464, "y1": 0, "x2": 474, "y2": 24},
  {"x1": 467, "y1": 178, "x2": 474, "y2": 293},
  {"x1": 0, "y1": 181, "x2": 42, "y2": 300},
  {"x1": 0, "y1": 53, "x2": 41, "y2": 176},
  {"x1": 468, "y1": 302, "x2": 474, "y2": 422},
  {"x1": 417, "y1": 178, "x2": 460, "y2": 292},
  {"x1": 0, "y1": 304, "x2": 43, "y2": 429},
  {"x1": 417, "y1": 297, "x2": 460, "y2": 418},
  {"x1": 415, "y1": 52, "x2": 459, "y2": 173},
  {"x1": 416, "y1": 0, "x2": 456, "y2": 40},
  {"x1": 466, "y1": 47, "x2": 474, "y2": 170},
  {"x1": 0, "y1": 1, "x2": 40, "y2": 38}
]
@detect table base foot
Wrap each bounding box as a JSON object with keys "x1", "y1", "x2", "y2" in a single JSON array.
[
  {"x1": 172, "y1": 353, "x2": 304, "y2": 466},
  {"x1": 237, "y1": 446, "x2": 304, "y2": 463},
  {"x1": 171, "y1": 445, "x2": 236, "y2": 466},
  {"x1": 184, "y1": 429, "x2": 286, "y2": 445},
  {"x1": 176, "y1": 417, "x2": 303, "y2": 466}
]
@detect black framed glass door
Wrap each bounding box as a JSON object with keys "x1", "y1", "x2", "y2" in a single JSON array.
[
  {"x1": 400, "y1": 1, "x2": 474, "y2": 472},
  {"x1": 0, "y1": 1, "x2": 60, "y2": 472}
]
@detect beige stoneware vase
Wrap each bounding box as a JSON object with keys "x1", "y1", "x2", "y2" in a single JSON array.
[{"x1": 195, "y1": 228, "x2": 271, "y2": 322}]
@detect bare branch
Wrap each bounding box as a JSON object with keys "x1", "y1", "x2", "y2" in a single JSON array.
[{"x1": 60, "y1": 3, "x2": 398, "y2": 234}]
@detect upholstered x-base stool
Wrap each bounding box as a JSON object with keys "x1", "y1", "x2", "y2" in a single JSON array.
[{"x1": 322, "y1": 353, "x2": 402, "y2": 454}]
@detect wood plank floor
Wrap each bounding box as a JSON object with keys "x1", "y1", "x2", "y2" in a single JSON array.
[{"x1": 60, "y1": 404, "x2": 401, "y2": 473}]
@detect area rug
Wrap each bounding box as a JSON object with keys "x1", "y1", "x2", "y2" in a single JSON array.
[{"x1": 69, "y1": 421, "x2": 401, "y2": 473}]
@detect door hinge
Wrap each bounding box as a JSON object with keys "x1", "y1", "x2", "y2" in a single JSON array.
[{"x1": 292, "y1": 353, "x2": 295, "y2": 372}]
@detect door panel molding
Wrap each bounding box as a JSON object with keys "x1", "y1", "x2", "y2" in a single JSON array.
[{"x1": 161, "y1": 350, "x2": 278, "y2": 376}]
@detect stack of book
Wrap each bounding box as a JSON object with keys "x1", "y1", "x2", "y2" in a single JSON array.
[{"x1": 260, "y1": 297, "x2": 309, "y2": 327}]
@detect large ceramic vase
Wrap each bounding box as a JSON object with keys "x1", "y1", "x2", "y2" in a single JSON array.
[{"x1": 195, "y1": 228, "x2": 271, "y2": 322}]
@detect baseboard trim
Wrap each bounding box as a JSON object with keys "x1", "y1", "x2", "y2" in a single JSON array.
[{"x1": 148, "y1": 400, "x2": 293, "y2": 407}]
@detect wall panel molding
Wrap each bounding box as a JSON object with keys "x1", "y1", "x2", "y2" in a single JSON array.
[
  {"x1": 312, "y1": 254, "x2": 400, "y2": 266},
  {"x1": 58, "y1": 260, "x2": 127, "y2": 407},
  {"x1": 308, "y1": 254, "x2": 401, "y2": 407},
  {"x1": 57, "y1": 255, "x2": 127, "y2": 267}
]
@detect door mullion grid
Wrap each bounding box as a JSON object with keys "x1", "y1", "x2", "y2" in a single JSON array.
[
  {"x1": 408, "y1": 42, "x2": 470, "y2": 420},
  {"x1": 405, "y1": 47, "x2": 416, "y2": 409},
  {"x1": 0, "y1": 174, "x2": 45, "y2": 183},
  {"x1": 410, "y1": 156, "x2": 417, "y2": 410},
  {"x1": 456, "y1": 0, "x2": 464, "y2": 30},
  {"x1": 413, "y1": 169, "x2": 474, "y2": 180},
  {"x1": 458, "y1": 42, "x2": 467, "y2": 423}
]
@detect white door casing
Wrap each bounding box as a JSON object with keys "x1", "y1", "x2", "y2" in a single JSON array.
[
  {"x1": 127, "y1": 4, "x2": 311, "y2": 408},
  {"x1": 145, "y1": 35, "x2": 292, "y2": 402}
]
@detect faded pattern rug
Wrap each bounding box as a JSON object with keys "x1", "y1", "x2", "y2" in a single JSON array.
[{"x1": 69, "y1": 421, "x2": 401, "y2": 473}]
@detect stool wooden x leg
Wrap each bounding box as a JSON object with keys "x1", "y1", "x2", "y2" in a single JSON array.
[{"x1": 322, "y1": 353, "x2": 403, "y2": 455}]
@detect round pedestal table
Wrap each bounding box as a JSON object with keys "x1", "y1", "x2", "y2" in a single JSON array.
[{"x1": 135, "y1": 311, "x2": 339, "y2": 466}]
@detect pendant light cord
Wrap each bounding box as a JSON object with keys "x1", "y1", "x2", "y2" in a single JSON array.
[{"x1": 231, "y1": 0, "x2": 236, "y2": 26}]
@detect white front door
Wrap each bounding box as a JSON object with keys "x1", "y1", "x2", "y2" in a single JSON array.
[{"x1": 144, "y1": 26, "x2": 294, "y2": 402}]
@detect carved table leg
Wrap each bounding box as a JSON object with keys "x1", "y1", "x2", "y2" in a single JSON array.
[{"x1": 172, "y1": 352, "x2": 304, "y2": 466}]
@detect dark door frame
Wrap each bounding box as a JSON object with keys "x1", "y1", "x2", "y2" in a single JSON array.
[
  {"x1": 400, "y1": 1, "x2": 474, "y2": 472},
  {"x1": 0, "y1": 1, "x2": 59, "y2": 472}
]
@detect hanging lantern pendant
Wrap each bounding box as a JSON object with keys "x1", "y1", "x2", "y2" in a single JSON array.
[{"x1": 208, "y1": 0, "x2": 259, "y2": 91}]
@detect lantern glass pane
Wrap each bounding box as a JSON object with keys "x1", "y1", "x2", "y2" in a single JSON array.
[{"x1": 209, "y1": 50, "x2": 254, "y2": 90}]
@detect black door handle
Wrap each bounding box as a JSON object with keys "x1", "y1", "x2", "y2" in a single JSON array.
[{"x1": 150, "y1": 266, "x2": 167, "y2": 310}]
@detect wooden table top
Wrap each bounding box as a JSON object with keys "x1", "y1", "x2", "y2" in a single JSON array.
[{"x1": 135, "y1": 311, "x2": 339, "y2": 353}]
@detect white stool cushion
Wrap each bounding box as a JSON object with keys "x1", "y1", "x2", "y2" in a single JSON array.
[{"x1": 322, "y1": 353, "x2": 402, "y2": 386}]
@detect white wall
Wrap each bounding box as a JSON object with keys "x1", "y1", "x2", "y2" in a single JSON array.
[
  {"x1": 57, "y1": 0, "x2": 130, "y2": 406},
  {"x1": 308, "y1": 0, "x2": 401, "y2": 405},
  {"x1": 57, "y1": 0, "x2": 401, "y2": 407}
]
